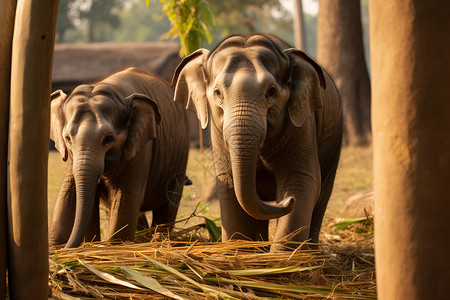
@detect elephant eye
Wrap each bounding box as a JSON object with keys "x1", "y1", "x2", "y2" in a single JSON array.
[
  {"x1": 265, "y1": 85, "x2": 277, "y2": 99},
  {"x1": 65, "y1": 135, "x2": 72, "y2": 146},
  {"x1": 103, "y1": 134, "x2": 114, "y2": 147},
  {"x1": 214, "y1": 87, "x2": 224, "y2": 104}
]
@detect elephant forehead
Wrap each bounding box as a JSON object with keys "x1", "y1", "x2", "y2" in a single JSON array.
[
  {"x1": 64, "y1": 94, "x2": 125, "y2": 127},
  {"x1": 209, "y1": 46, "x2": 288, "y2": 81}
]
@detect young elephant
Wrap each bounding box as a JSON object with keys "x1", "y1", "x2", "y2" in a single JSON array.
[
  {"x1": 172, "y1": 34, "x2": 343, "y2": 250},
  {"x1": 50, "y1": 67, "x2": 190, "y2": 248}
]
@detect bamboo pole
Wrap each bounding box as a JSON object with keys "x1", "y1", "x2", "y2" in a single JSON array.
[
  {"x1": 7, "y1": 1, "x2": 59, "y2": 298},
  {"x1": 370, "y1": 1, "x2": 450, "y2": 299},
  {"x1": 0, "y1": 0, "x2": 17, "y2": 297}
]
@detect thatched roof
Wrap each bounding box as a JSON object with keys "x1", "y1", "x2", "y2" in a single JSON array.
[{"x1": 52, "y1": 41, "x2": 181, "y2": 84}]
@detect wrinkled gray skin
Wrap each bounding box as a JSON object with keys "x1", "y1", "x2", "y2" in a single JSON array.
[
  {"x1": 50, "y1": 67, "x2": 190, "y2": 248},
  {"x1": 172, "y1": 34, "x2": 342, "y2": 250}
]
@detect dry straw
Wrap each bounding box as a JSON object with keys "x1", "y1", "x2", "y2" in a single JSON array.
[{"x1": 49, "y1": 217, "x2": 376, "y2": 299}]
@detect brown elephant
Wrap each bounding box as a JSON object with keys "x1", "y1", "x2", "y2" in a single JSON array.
[
  {"x1": 172, "y1": 34, "x2": 342, "y2": 250},
  {"x1": 49, "y1": 67, "x2": 190, "y2": 248}
]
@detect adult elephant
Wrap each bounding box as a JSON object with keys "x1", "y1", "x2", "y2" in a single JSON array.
[
  {"x1": 172, "y1": 34, "x2": 342, "y2": 250},
  {"x1": 49, "y1": 67, "x2": 190, "y2": 248}
]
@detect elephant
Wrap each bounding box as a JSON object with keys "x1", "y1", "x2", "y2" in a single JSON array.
[
  {"x1": 172, "y1": 34, "x2": 343, "y2": 250},
  {"x1": 49, "y1": 67, "x2": 190, "y2": 248}
]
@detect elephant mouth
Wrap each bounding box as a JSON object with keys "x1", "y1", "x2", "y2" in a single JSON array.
[{"x1": 255, "y1": 163, "x2": 278, "y2": 201}]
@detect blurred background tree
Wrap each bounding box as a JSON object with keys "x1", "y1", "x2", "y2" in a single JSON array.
[
  {"x1": 54, "y1": 0, "x2": 324, "y2": 57},
  {"x1": 79, "y1": 0, "x2": 125, "y2": 42},
  {"x1": 56, "y1": 0, "x2": 125, "y2": 42},
  {"x1": 56, "y1": 0, "x2": 76, "y2": 42},
  {"x1": 317, "y1": 0, "x2": 371, "y2": 146}
]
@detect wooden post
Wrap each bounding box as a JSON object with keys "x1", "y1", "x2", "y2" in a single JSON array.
[
  {"x1": 370, "y1": 1, "x2": 450, "y2": 299},
  {"x1": 293, "y1": 0, "x2": 305, "y2": 50},
  {"x1": 0, "y1": 0, "x2": 17, "y2": 297},
  {"x1": 8, "y1": 1, "x2": 59, "y2": 298}
]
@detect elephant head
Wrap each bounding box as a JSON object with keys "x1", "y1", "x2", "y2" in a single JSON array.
[
  {"x1": 50, "y1": 84, "x2": 161, "y2": 248},
  {"x1": 172, "y1": 34, "x2": 326, "y2": 220}
]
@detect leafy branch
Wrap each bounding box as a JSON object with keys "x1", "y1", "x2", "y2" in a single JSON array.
[{"x1": 147, "y1": 0, "x2": 216, "y2": 57}]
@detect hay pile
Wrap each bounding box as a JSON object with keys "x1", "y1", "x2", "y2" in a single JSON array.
[{"x1": 49, "y1": 218, "x2": 376, "y2": 299}]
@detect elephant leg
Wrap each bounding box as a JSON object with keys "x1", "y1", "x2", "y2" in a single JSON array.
[
  {"x1": 309, "y1": 144, "x2": 342, "y2": 244},
  {"x1": 84, "y1": 185, "x2": 101, "y2": 243},
  {"x1": 105, "y1": 158, "x2": 150, "y2": 242},
  {"x1": 151, "y1": 173, "x2": 184, "y2": 228},
  {"x1": 137, "y1": 213, "x2": 149, "y2": 230},
  {"x1": 49, "y1": 164, "x2": 76, "y2": 247},
  {"x1": 105, "y1": 185, "x2": 144, "y2": 242},
  {"x1": 271, "y1": 150, "x2": 321, "y2": 251},
  {"x1": 271, "y1": 184, "x2": 318, "y2": 251},
  {"x1": 217, "y1": 180, "x2": 269, "y2": 242},
  {"x1": 107, "y1": 196, "x2": 142, "y2": 242}
]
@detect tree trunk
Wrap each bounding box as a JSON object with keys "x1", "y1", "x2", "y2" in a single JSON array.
[
  {"x1": 370, "y1": 1, "x2": 450, "y2": 299},
  {"x1": 317, "y1": 0, "x2": 371, "y2": 146},
  {"x1": 0, "y1": 1, "x2": 17, "y2": 297},
  {"x1": 293, "y1": 0, "x2": 305, "y2": 50},
  {"x1": 88, "y1": 19, "x2": 95, "y2": 43},
  {"x1": 8, "y1": 1, "x2": 59, "y2": 299}
]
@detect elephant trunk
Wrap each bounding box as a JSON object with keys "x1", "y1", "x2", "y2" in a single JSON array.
[
  {"x1": 224, "y1": 109, "x2": 294, "y2": 220},
  {"x1": 65, "y1": 149, "x2": 103, "y2": 248}
]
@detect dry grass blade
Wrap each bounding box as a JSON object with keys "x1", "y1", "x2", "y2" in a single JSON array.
[
  {"x1": 79, "y1": 259, "x2": 144, "y2": 290},
  {"x1": 120, "y1": 266, "x2": 185, "y2": 300},
  {"x1": 49, "y1": 220, "x2": 376, "y2": 299},
  {"x1": 204, "y1": 276, "x2": 376, "y2": 299},
  {"x1": 227, "y1": 265, "x2": 321, "y2": 276},
  {"x1": 143, "y1": 255, "x2": 240, "y2": 300},
  {"x1": 54, "y1": 291, "x2": 83, "y2": 300}
]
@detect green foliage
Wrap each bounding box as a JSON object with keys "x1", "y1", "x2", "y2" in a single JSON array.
[
  {"x1": 56, "y1": 0, "x2": 126, "y2": 43},
  {"x1": 113, "y1": 1, "x2": 171, "y2": 42},
  {"x1": 148, "y1": 0, "x2": 216, "y2": 56},
  {"x1": 79, "y1": 0, "x2": 124, "y2": 42},
  {"x1": 60, "y1": 260, "x2": 78, "y2": 270},
  {"x1": 334, "y1": 217, "x2": 374, "y2": 234},
  {"x1": 55, "y1": 0, "x2": 75, "y2": 42},
  {"x1": 207, "y1": 0, "x2": 294, "y2": 46},
  {"x1": 203, "y1": 217, "x2": 221, "y2": 242}
]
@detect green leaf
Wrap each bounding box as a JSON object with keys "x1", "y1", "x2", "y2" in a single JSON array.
[
  {"x1": 121, "y1": 266, "x2": 185, "y2": 300},
  {"x1": 204, "y1": 217, "x2": 221, "y2": 242},
  {"x1": 334, "y1": 217, "x2": 370, "y2": 231},
  {"x1": 153, "y1": 0, "x2": 216, "y2": 56},
  {"x1": 61, "y1": 260, "x2": 78, "y2": 270}
]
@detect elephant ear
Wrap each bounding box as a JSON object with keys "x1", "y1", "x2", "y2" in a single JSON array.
[
  {"x1": 172, "y1": 48, "x2": 210, "y2": 129},
  {"x1": 124, "y1": 93, "x2": 161, "y2": 161},
  {"x1": 50, "y1": 90, "x2": 68, "y2": 162},
  {"x1": 284, "y1": 48, "x2": 327, "y2": 127}
]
